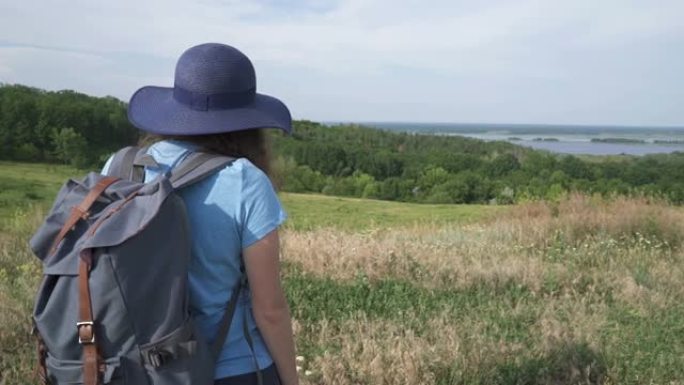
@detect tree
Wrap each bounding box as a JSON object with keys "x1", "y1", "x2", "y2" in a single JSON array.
[
  {"x1": 0, "y1": 84, "x2": 138, "y2": 165},
  {"x1": 14, "y1": 143, "x2": 40, "y2": 161},
  {"x1": 418, "y1": 166, "x2": 450, "y2": 191},
  {"x1": 559, "y1": 155, "x2": 592, "y2": 180},
  {"x1": 487, "y1": 153, "x2": 521, "y2": 177},
  {"x1": 52, "y1": 127, "x2": 88, "y2": 168}
]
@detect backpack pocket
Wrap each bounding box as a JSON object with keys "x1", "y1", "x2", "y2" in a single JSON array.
[
  {"x1": 46, "y1": 355, "x2": 124, "y2": 384},
  {"x1": 139, "y1": 317, "x2": 215, "y2": 385}
]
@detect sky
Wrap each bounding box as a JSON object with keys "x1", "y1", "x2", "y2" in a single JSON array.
[{"x1": 0, "y1": 0, "x2": 682, "y2": 126}]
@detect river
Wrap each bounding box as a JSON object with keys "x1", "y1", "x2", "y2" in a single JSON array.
[{"x1": 356, "y1": 122, "x2": 684, "y2": 156}]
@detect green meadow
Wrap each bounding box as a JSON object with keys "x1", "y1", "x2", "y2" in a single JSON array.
[
  {"x1": 280, "y1": 193, "x2": 501, "y2": 231},
  {"x1": 0, "y1": 162, "x2": 78, "y2": 223},
  {"x1": 0, "y1": 162, "x2": 501, "y2": 230},
  {"x1": 1, "y1": 161, "x2": 684, "y2": 384}
]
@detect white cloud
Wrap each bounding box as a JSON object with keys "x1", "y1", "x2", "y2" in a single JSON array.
[
  {"x1": 0, "y1": 46, "x2": 170, "y2": 99},
  {"x1": 0, "y1": 0, "x2": 682, "y2": 124}
]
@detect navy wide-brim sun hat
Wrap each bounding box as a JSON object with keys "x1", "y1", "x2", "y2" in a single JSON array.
[{"x1": 128, "y1": 43, "x2": 292, "y2": 135}]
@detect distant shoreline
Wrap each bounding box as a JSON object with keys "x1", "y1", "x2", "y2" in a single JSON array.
[
  {"x1": 321, "y1": 121, "x2": 684, "y2": 155},
  {"x1": 591, "y1": 138, "x2": 647, "y2": 144},
  {"x1": 326, "y1": 121, "x2": 684, "y2": 134},
  {"x1": 533, "y1": 137, "x2": 560, "y2": 142}
]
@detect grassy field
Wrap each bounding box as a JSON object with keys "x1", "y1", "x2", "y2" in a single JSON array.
[
  {"x1": 0, "y1": 162, "x2": 79, "y2": 224},
  {"x1": 0, "y1": 162, "x2": 501, "y2": 231},
  {"x1": 1, "y1": 161, "x2": 684, "y2": 384},
  {"x1": 280, "y1": 193, "x2": 501, "y2": 231}
]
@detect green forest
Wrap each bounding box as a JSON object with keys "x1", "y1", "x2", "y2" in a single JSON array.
[
  {"x1": 3, "y1": 83, "x2": 684, "y2": 204},
  {"x1": 0, "y1": 84, "x2": 137, "y2": 167}
]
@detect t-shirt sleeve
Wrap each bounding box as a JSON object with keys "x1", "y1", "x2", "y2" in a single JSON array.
[
  {"x1": 101, "y1": 155, "x2": 114, "y2": 175},
  {"x1": 239, "y1": 164, "x2": 287, "y2": 249}
]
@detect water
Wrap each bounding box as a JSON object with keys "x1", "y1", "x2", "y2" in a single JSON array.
[
  {"x1": 496, "y1": 139, "x2": 684, "y2": 156},
  {"x1": 352, "y1": 122, "x2": 684, "y2": 156}
]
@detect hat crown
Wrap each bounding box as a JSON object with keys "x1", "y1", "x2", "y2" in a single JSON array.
[
  {"x1": 127, "y1": 42, "x2": 292, "y2": 136},
  {"x1": 174, "y1": 43, "x2": 256, "y2": 94}
]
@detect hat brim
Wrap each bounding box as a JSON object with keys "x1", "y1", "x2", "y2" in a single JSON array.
[{"x1": 127, "y1": 86, "x2": 292, "y2": 135}]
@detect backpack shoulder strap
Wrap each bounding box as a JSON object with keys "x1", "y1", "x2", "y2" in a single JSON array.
[
  {"x1": 107, "y1": 146, "x2": 155, "y2": 182},
  {"x1": 210, "y1": 267, "x2": 263, "y2": 384},
  {"x1": 106, "y1": 146, "x2": 138, "y2": 179},
  {"x1": 169, "y1": 152, "x2": 235, "y2": 190},
  {"x1": 210, "y1": 270, "x2": 246, "y2": 358}
]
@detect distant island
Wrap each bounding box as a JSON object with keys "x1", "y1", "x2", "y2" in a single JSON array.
[
  {"x1": 591, "y1": 138, "x2": 646, "y2": 144},
  {"x1": 363, "y1": 122, "x2": 684, "y2": 155}
]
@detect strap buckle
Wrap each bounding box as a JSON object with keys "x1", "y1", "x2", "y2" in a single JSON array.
[
  {"x1": 77, "y1": 321, "x2": 95, "y2": 344},
  {"x1": 147, "y1": 349, "x2": 172, "y2": 368}
]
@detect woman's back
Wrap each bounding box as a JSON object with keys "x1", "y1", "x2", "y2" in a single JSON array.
[
  {"x1": 103, "y1": 139, "x2": 287, "y2": 378},
  {"x1": 111, "y1": 42, "x2": 298, "y2": 385}
]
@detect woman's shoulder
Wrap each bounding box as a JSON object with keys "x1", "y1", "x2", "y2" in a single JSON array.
[
  {"x1": 212, "y1": 158, "x2": 283, "y2": 229},
  {"x1": 215, "y1": 157, "x2": 273, "y2": 191}
]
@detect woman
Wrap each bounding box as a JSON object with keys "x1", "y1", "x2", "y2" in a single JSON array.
[{"x1": 106, "y1": 43, "x2": 298, "y2": 385}]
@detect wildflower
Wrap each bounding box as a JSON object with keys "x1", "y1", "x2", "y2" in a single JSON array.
[
  {"x1": 296, "y1": 366, "x2": 302, "y2": 373},
  {"x1": 305, "y1": 370, "x2": 313, "y2": 376},
  {"x1": 296, "y1": 355, "x2": 305, "y2": 363}
]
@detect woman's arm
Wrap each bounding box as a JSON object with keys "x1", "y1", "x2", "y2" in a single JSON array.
[{"x1": 244, "y1": 229, "x2": 299, "y2": 385}]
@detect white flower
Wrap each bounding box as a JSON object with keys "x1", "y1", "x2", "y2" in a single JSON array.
[
  {"x1": 296, "y1": 356, "x2": 305, "y2": 363},
  {"x1": 305, "y1": 370, "x2": 313, "y2": 377},
  {"x1": 296, "y1": 366, "x2": 302, "y2": 373}
]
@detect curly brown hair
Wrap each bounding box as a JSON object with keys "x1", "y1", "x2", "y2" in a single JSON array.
[{"x1": 139, "y1": 129, "x2": 272, "y2": 177}]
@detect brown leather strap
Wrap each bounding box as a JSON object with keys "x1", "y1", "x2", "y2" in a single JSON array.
[
  {"x1": 78, "y1": 249, "x2": 100, "y2": 385},
  {"x1": 49, "y1": 177, "x2": 119, "y2": 255}
]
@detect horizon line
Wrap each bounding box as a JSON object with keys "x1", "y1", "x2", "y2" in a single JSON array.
[
  {"x1": 323, "y1": 120, "x2": 684, "y2": 130},
  {"x1": 2, "y1": 83, "x2": 683, "y2": 130}
]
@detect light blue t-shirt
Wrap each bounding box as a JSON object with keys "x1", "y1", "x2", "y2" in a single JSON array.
[{"x1": 102, "y1": 140, "x2": 286, "y2": 379}]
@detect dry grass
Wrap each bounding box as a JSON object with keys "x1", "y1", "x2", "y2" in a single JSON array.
[
  {"x1": 279, "y1": 195, "x2": 684, "y2": 384},
  {"x1": 0, "y1": 209, "x2": 43, "y2": 385},
  {"x1": 281, "y1": 195, "x2": 684, "y2": 305},
  {"x1": 293, "y1": 308, "x2": 609, "y2": 385},
  {"x1": 297, "y1": 315, "x2": 450, "y2": 385},
  {"x1": 281, "y1": 224, "x2": 551, "y2": 292},
  {"x1": 508, "y1": 194, "x2": 684, "y2": 248},
  {"x1": 294, "y1": 314, "x2": 494, "y2": 385},
  {"x1": 536, "y1": 300, "x2": 608, "y2": 354},
  {"x1": 2, "y1": 194, "x2": 684, "y2": 384}
]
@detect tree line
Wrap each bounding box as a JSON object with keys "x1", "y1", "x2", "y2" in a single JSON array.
[
  {"x1": 3, "y1": 84, "x2": 684, "y2": 204},
  {"x1": 0, "y1": 84, "x2": 138, "y2": 167},
  {"x1": 271, "y1": 121, "x2": 684, "y2": 204}
]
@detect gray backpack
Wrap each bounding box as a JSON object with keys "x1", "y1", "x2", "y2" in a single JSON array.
[{"x1": 30, "y1": 147, "x2": 254, "y2": 385}]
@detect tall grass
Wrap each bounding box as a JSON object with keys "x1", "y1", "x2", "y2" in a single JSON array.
[
  {"x1": 509, "y1": 194, "x2": 684, "y2": 249},
  {"x1": 0, "y1": 209, "x2": 44, "y2": 384},
  {"x1": 1, "y1": 193, "x2": 683, "y2": 384},
  {"x1": 282, "y1": 195, "x2": 684, "y2": 384}
]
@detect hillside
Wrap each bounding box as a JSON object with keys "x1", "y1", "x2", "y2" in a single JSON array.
[
  {"x1": 1, "y1": 160, "x2": 683, "y2": 384},
  {"x1": 3, "y1": 84, "x2": 684, "y2": 205},
  {"x1": 272, "y1": 121, "x2": 684, "y2": 204}
]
